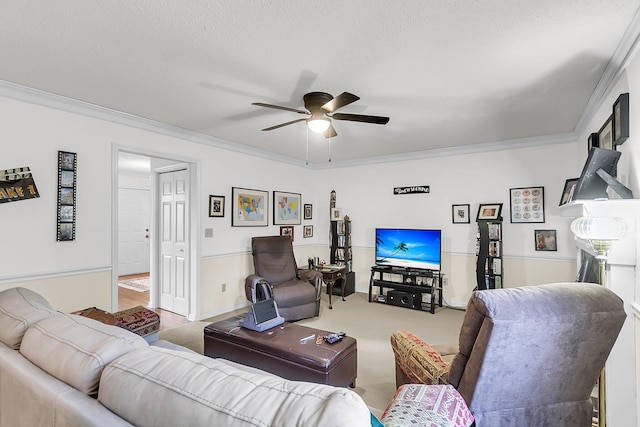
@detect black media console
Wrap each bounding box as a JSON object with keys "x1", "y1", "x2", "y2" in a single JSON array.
[{"x1": 368, "y1": 265, "x2": 443, "y2": 314}]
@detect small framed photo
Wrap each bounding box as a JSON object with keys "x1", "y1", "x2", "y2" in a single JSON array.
[
  {"x1": 613, "y1": 92, "x2": 629, "y2": 146},
  {"x1": 303, "y1": 225, "x2": 313, "y2": 238},
  {"x1": 510, "y1": 187, "x2": 544, "y2": 223},
  {"x1": 231, "y1": 187, "x2": 268, "y2": 227},
  {"x1": 304, "y1": 204, "x2": 313, "y2": 220},
  {"x1": 559, "y1": 178, "x2": 579, "y2": 206},
  {"x1": 535, "y1": 230, "x2": 557, "y2": 251},
  {"x1": 477, "y1": 203, "x2": 502, "y2": 221},
  {"x1": 280, "y1": 225, "x2": 294, "y2": 241},
  {"x1": 452, "y1": 204, "x2": 470, "y2": 224},
  {"x1": 331, "y1": 207, "x2": 343, "y2": 221},
  {"x1": 208, "y1": 195, "x2": 225, "y2": 217},
  {"x1": 273, "y1": 191, "x2": 301, "y2": 225},
  {"x1": 598, "y1": 115, "x2": 614, "y2": 150}
]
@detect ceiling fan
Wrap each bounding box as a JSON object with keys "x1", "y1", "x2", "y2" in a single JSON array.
[{"x1": 252, "y1": 92, "x2": 389, "y2": 138}]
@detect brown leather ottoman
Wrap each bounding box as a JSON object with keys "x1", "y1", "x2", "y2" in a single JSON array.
[{"x1": 204, "y1": 314, "x2": 357, "y2": 388}]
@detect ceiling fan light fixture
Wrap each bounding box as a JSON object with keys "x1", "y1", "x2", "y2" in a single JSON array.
[{"x1": 307, "y1": 117, "x2": 330, "y2": 133}]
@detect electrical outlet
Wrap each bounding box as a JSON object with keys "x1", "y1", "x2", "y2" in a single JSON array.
[
  {"x1": 204, "y1": 228, "x2": 213, "y2": 238},
  {"x1": 221, "y1": 283, "x2": 226, "y2": 292}
]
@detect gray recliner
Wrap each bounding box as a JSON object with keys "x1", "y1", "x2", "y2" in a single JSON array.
[
  {"x1": 390, "y1": 282, "x2": 626, "y2": 426},
  {"x1": 245, "y1": 236, "x2": 322, "y2": 321}
]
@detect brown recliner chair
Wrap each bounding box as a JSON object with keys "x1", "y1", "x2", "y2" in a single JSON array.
[
  {"x1": 387, "y1": 282, "x2": 626, "y2": 426},
  {"x1": 245, "y1": 236, "x2": 322, "y2": 321}
]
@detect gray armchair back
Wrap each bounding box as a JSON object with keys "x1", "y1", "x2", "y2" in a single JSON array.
[
  {"x1": 245, "y1": 236, "x2": 322, "y2": 321},
  {"x1": 448, "y1": 282, "x2": 625, "y2": 426}
]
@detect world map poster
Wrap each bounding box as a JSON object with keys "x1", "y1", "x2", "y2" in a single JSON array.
[{"x1": 274, "y1": 191, "x2": 301, "y2": 225}]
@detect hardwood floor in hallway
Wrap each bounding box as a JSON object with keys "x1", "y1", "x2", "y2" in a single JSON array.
[{"x1": 118, "y1": 274, "x2": 189, "y2": 331}]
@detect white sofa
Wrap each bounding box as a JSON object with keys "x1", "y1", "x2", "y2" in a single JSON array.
[{"x1": 0, "y1": 287, "x2": 372, "y2": 427}]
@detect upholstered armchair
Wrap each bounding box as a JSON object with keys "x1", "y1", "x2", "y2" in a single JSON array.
[
  {"x1": 388, "y1": 282, "x2": 626, "y2": 426},
  {"x1": 245, "y1": 236, "x2": 322, "y2": 321}
]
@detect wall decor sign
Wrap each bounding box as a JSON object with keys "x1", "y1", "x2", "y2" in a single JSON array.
[
  {"x1": 280, "y1": 225, "x2": 294, "y2": 240},
  {"x1": 394, "y1": 185, "x2": 430, "y2": 195},
  {"x1": 452, "y1": 204, "x2": 470, "y2": 224},
  {"x1": 273, "y1": 191, "x2": 301, "y2": 225},
  {"x1": 477, "y1": 203, "x2": 502, "y2": 221},
  {"x1": 510, "y1": 186, "x2": 544, "y2": 223},
  {"x1": 0, "y1": 167, "x2": 40, "y2": 203},
  {"x1": 231, "y1": 187, "x2": 268, "y2": 226},
  {"x1": 57, "y1": 151, "x2": 77, "y2": 241},
  {"x1": 535, "y1": 230, "x2": 557, "y2": 251},
  {"x1": 208, "y1": 195, "x2": 225, "y2": 217},
  {"x1": 613, "y1": 92, "x2": 629, "y2": 146}
]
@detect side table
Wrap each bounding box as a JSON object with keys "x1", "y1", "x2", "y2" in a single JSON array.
[{"x1": 318, "y1": 266, "x2": 347, "y2": 309}]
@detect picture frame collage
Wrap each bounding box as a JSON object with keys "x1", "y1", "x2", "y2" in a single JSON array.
[
  {"x1": 57, "y1": 151, "x2": 77, "y2": 241},
  {"x1": 211, "y1": 187, "x2": 313, "y2": 241}
]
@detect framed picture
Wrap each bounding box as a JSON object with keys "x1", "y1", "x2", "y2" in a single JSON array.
[
  {"x1": 303, "y1": 225, "x2": 313, "y2": 238},
  {"x1": 613, "y1": 92, "x2": 629, "y2": 146},
  {"x1": 231, "y1": 187, "x2": 268, "y2": 227},
  {"x1": 280, "y1": 225, "x2": 294, "y2": 240},
  {"x1": 559, "y1": 178, "x2": 579, "y2": 206},
  {"x1": 598, "y1": 115, "x2": 614, "y2": 150},
  {"x1": 535, "y1": 230, "x2": 557, "y2": 251},
  {"x1": 452, "y1": 204, "x2": 470, "y2": 223},
  {"x1": 57, "y1": 151, "x2": 77, "y2": 241},
  {"x1": 331, "y1": 207, "x2": 343, "y2": 221},
  {"x1": 273, "y1": 191, "x2": 301, "y2": 225},
  {"x1": 510, "y1": 187, "x2": 544, "y2": 223},
  {"x1": 477, "y1": 203, "x2": 502, "y2": 221},
  {"x1": 208, "y1": 195, "x2": 225, "y2": 217},
  {"x1": 587, "y1": 132, "x2": 599, "y2": 151},
  {"x1": 304, "y1": 204, "x2": 313, "y2": 220}
]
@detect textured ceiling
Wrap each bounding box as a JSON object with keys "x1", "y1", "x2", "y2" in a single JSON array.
[{"x1": 1, "y1": 1, "x2": 640, "y2": 166}]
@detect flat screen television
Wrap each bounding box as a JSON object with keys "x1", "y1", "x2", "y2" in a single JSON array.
[{"x1": 375, "y1": 228, "x2": 441, "y2": 270}]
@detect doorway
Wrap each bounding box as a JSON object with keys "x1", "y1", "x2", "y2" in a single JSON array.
[{"x1": 115, "y1": 150, "x2": 196, "y2": 326}]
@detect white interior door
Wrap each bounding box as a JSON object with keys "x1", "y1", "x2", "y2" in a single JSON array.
[
  {"x1": 159, "y1": 169, "x2": 189, "y2": 315},
  {"x1": 118, "y1": 188, "x2": 151, "y2": 276}
]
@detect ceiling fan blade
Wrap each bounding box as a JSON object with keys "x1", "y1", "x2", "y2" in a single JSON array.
[
  {"x1": 321, "y1": 92, "x2": 360, "y2": 113},
  {"x1": 252, "y1": 102, "x2": 308, "y2": 115},
  {"x1": 261, "y1": 118, "x2": 307, "y2": 131},
  {"x1": 324, "y1": 122, "x2": 338, "y2": 138},
  {"x1": 332, "y1": 112, "x2": 389, "y2": 125}
]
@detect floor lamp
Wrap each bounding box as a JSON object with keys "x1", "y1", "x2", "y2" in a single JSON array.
[{"x1": 571, "y1": 215, "x2": 627, "y2": 427}]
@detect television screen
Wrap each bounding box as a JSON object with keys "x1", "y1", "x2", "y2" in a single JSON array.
[
  {"x1": 375, "y1": 228, "x2": 441, "y2": 270},
  {"x1": 572, "y1": 147, "x2": 621, "y2": 200}
]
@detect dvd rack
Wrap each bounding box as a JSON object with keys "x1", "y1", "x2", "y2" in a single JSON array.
[{"x1": 476, "y1": 219, "x2": 503, "y2": 290}]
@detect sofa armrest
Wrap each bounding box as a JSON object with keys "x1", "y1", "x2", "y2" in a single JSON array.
[
  {"x1": 390, "y1": 330, "x2": 453, "y2": 387},
  {"x1": 244, "y1": 274, "x2": 266, "y2": 301},
  {"x1": 298, "y1": 268, "x2": 322, "y2": 292}
]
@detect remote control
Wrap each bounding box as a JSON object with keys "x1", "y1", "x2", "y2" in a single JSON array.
[{"x1": 323, "y1": 331, "x2": 346, "y2": 344}]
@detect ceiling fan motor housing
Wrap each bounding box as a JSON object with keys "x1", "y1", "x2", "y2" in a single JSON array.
[{"x1": 303, "y1": 92, "x2": 334, "y2": 113}]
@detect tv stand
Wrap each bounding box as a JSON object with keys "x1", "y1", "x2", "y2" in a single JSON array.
[{"x1": 368, "y1": 266, "x2": 443, "y2": 314}]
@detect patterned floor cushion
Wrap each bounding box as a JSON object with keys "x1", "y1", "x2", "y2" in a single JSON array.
[{"x1": 381, "y1": 384, "x2": 474, "y2": 427}]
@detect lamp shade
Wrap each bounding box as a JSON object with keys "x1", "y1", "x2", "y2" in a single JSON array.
[
  {"x1": 570, "y1": 216, "x2": 627, "y2": 241},
  {"x1": 307, "y1": 118, "x2": 330, "y2": 133}
]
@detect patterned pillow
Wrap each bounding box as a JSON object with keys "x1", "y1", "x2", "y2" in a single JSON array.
[
  {"x1": 390, "y1": 330, "x2": 450, "y2": 384},
  {"x1": 381, "y1": 384, "x2": 474, "y2": 427}
]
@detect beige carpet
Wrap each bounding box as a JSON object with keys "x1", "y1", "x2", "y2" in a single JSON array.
[{"x1": 158, "y1": 291, "x2": 466, "y2": 412}]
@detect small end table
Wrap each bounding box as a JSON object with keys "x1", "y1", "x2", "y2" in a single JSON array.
[{"x1": 318, "y1": 266, "x2": 347, "y2": 309}]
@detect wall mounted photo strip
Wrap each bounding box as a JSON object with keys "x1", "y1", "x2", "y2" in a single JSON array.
[
  {"x1": 510, "y1": 186, "x2": 544, "y2": 223},
  {"x1": 57, "y1": 151, "x2": 77, "y2": 241},
  {"x1": 231, "y1": 187, "x2": 268, "y2": 226},
  {"x1": 273, "y1": 191, "x2": 301, "y2": 225},
  {"x1": 477, "y1": 203, "x2": 502, "y2": 221}
]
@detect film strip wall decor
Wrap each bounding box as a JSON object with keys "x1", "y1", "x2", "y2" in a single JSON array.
[{"x1": 57, "y1": 151, "x2": 77, "y2": 241}]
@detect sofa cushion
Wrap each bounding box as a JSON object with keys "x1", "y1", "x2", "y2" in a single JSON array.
[
  {"x1": 0, "y1": 287, "x2": 57, "y2": 349},
  {"x1": 99, "y1": 346, "x2": 372, "y2": 427},
  {"x1": 20, "y1": 313, "x2": 147, "y2": 397},
  {"x1": 390, "y1": 330, "x2": 451, "y2": 385}
]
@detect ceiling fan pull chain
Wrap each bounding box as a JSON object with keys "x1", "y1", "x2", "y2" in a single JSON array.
[
  {"x1": 329, "y1": 139, "x2": 332, "y2": 162},
  {"x1": 306, "y1": 126, "x2": 309, "y2": 166}
]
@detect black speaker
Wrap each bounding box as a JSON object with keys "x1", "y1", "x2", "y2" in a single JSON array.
[{"x1": 387, "y1": 290, "x2": 420, "y2": 308}]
